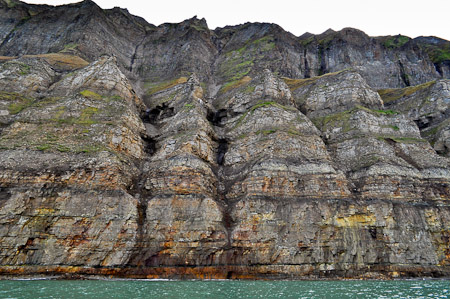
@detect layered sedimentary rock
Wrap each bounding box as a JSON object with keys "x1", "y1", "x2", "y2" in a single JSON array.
[
  {"x1": 0, "y1": 0, "x2": 449, "y2": 279},
  {"x1": 0, "y1": 55, "x2": 145, "y2": 269},
  {"x1": 379, "y1": 80, "x2": 450, "y2": 157},
  {"x1": 1, "y1": 0, "x2": 450, "y2": 94}
]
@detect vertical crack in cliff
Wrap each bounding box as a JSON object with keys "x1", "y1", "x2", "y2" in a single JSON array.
[
  {"x1": 129, "y1": 33, "x2": 147, "y2": 72},
  {"x1": 206, "y1": 106, "x2": 234, "y2": 250},
  {"x1": 216, "y1": 139, "x2": 228, "y2": 166},
  {"x1": 303, "y1": 48, "x2": 311, "y2": 78},
  {"x1": 318, "y1": 45, "x2": 327, "y2": 76},
  {"x1": 216, "y1": 137, "x2": 233, "y2": 249},
  {"x1": 126, "y1": 112, "x2": 157, "y2": 266},
  {"x1": 434, "y1": 63, "x2": 444, "y2": 77},
  {"x1": 398, "y1": 60, "x2": 411, "y2": 87},
  {"x1": 385, "y1": 138, "x2": 422, "y2": 170},
  {"x1": 145, "y1": 102, "x2": 175, "y2": 124}
]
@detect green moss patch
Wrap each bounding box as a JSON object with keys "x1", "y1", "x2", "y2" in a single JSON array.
[
  {"x1": 382, "y1": 35, "x2": 410, "y2": 48},
  {"x1": 183, "y1": 103, "x2": 195, "y2": 111},
  {"x1": 78, "y1": 107, "x2": 99, "y2": 125},
  {"x1": 371, "y1": 109, "x2": 399, "y2": 115},
  {"x1": 256, "y1": 129, "x2": 278, "y2": 135},
  {"x1": 50, "y1": 106, "x2": 99, "y2": 126},
  {"x1": 80, "y1": 90, "x2": 103, "y2": 100},
  {"x1": 219, "y1": 58, "x2": 253, "y2": 87},
  {"x1": 18, "y1": 63, "x2": 30, "y2": 75},
  {"x1": 0, "y1": 92, "x2": 34, "y2": 114},
  {"x1": 381, "y1": 125, "x2": 400, "y2": 131},
  {"x1": 219, "y1": 35, "x2": 276, "y2": 84},
  {"x1": 299, "y1": 32, "x2": 336, "y2": 48},
  {"x1": 32, "y1": 97, "x2": 62, "y2": 108},
  {"x1": 4, "y1": 61, "x2": 32, "y2": 76},
  {"x1": 418, "y1": 41, "x2": 450, "y2": 64}
]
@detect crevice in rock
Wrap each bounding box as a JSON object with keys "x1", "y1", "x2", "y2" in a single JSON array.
[
  {"x1": 205, "y1": 106, "x2": 235, "y2": 250},
  {"x1": 141, "y1": 135, "x2": 157, "y2": 155},
  {"x1": 385, "y1": 138, "x2": 421, "y2": 170},
  {"x1": 141, "y1": 110, "x2": 159, "y2": 153},
  {"x1": 398, "y1": 60, "x2": 411, "y2": 87},
  {"x1": 214, "y1": 138, "x2": 233, "y2": 249},
  {"x1": 226, "y1": 270, "x2": 233, "y2": 279},
  {"x1": 434, "y1": 63, "x2": 443, "y2": 77},
  {"x1": 129, "y1": 33, "x2": 147, "y2": 72},
  {"x1": 221, "y1": 200, "x2": 234, "y2": 249},
  {"x1": 207, "y1": 108, "x2": 227, "y2": 127},
  {"x1": 0, "y1": 186, "x2": 11, "y2": 209},
  {"x1": 318, "y1": 45, "x2": 327, "y2": 76},
  {"x1": 125, "y1": 110, "x2": 160, "y2": 267},
  {"x1": 126, "y1": 178, "x2": 150, "y2": 266},
  {"x1": 368, "y1": 227, "x2": 377, "y2": 239},
  {"x1": 414, "y1": 116, "x2": 433, "y2": 130},
  {"x1": 303, "y1": 48, "x2": 310, "y2": 78},
  {"x1": 217, "y1": 139, "x2": 228, "y2": 165},
  {"x1": 144, "y1": 103, "x2": 174, "y2": 124}
]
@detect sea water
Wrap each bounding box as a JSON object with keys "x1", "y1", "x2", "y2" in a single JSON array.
[{"x1": 0, "y1": 279, "x2": 448, "y2": 298}]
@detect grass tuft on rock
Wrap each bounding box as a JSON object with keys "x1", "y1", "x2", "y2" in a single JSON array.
[
  {"x1": 145, "y1": 77, "x2": 188, "y2": 95},
  {"x1": 378, "y1": 81, "x2": 436, "y2": 104},
  {"x1": 221, "y1": 76, "x2": 252, "y2": 93},
  {"x1": 282, "y1": 69, "x2": 349, "y2": 91}
]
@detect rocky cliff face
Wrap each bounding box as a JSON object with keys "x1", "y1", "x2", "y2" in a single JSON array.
[{"x1": 0, "y1": 0, "x2": 449, "y2": 279}]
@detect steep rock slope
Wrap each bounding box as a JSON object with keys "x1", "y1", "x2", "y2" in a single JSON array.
[
  {"x1": 0, "y1": 55, "x2": 146, "y2": 270},
  {"x1": 379, "y1": 80, "x2": 450, "y2": 157},
  {"x1": 1, "y1": 0, "x2": 450, "y2": 95},
  {"x1": 0, "y1": 0, "x2": 448, "y2": 279}
]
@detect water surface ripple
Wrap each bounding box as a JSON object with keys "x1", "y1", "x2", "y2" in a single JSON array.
[{"x1": 0, "y1": 279, "x2": 448, "y2": 298}]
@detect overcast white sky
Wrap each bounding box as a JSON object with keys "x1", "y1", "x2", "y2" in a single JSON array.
[{"x1": 23, "y1": 0, "x2": 450, "y2": 40}]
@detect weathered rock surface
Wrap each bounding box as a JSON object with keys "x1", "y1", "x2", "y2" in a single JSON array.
[
  {"x1": 0, "y1": 55, "x2": 145, "y2": 270},
  {"x1": 0, "y1": 0, "x2": 449, "y2": 279},
  {"x1": 1, "y1": 0, "x2": 450, "y2": 95},
  {"x1": 379, "y1": 80, "x2": 450, "y2": 157}
]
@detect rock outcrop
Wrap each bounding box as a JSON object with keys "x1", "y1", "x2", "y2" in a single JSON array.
[
  {"x1": 379, "y1": 80, "x2": 450, "y2": 157},
  {"x1": 0, "y1": 0, "x2": 449, "y2": 279}
]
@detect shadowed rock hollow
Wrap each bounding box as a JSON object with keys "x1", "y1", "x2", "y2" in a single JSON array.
[{"x1": 0, "y1": 0, "x2": 449, "y2": 279}]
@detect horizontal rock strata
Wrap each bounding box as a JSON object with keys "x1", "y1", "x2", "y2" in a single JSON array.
[{"x1": 0, "y1": 0, "x2": 449, "y2": 279}]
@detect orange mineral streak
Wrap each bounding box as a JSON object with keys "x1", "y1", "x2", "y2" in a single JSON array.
[{"x1": 0, "y1": 264, "x2": 441, "y2": 280}]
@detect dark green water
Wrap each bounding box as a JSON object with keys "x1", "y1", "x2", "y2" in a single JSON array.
[{"x1": 0, "y1": 279, "x2": 448, "y2": 298}]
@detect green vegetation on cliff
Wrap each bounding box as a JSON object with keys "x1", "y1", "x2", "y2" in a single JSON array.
[
  {"x1": 378, "y1": 81, "x2": 436, "y2": 103},
  {"x1": 382, "y1": 35, "x2": 411, "y2": 48},
  {"x1": 145, "y1": 77, "x2": 188, "y2": 95}
]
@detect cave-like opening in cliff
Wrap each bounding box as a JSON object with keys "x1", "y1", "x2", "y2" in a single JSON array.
[
  {"x1": 144, "y1": 103, "x2": 175, "y2": 124},
  {"x1": 207, "y1": 108, "x2": 228, "y2": 127},
  {"x1": 217, "y1": 139, "x2": 228, "y2": 166}
]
